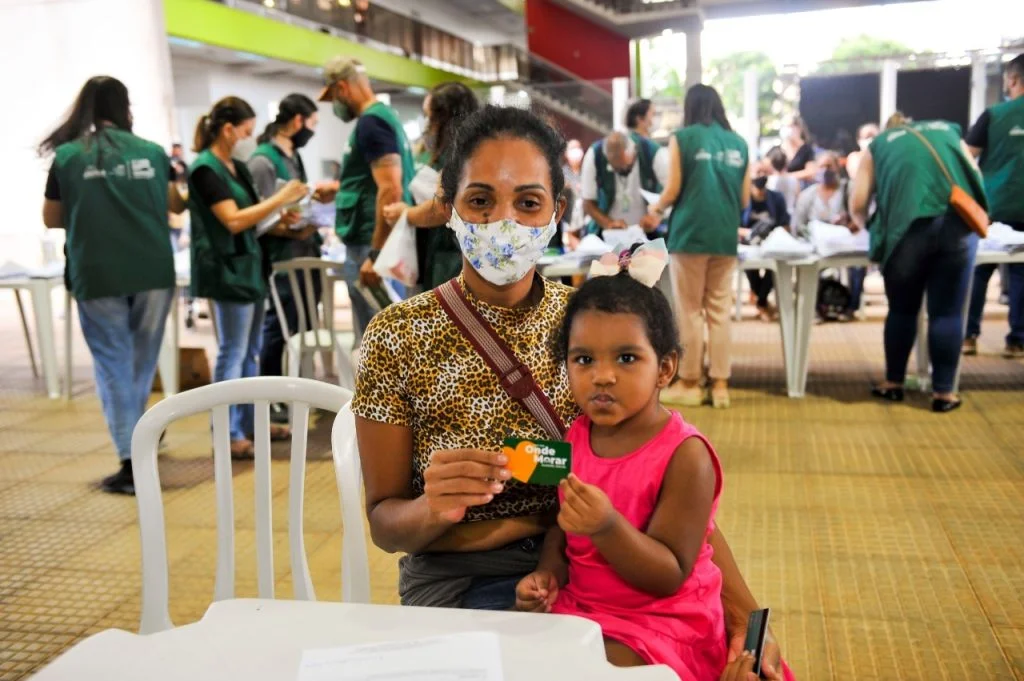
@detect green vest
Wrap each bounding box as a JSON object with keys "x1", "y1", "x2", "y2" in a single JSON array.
[
  {"x1": 585, "y1": 135, "x2": 662, "y2": 236},
  {"x1": 978, "y1": 97, "x2": 1024, "y2": 224},
  {"x1": 667, "y1": 123, "x2": 749, "y2": 255},
  {"x1": 249, "y1": 142, "x2": 322, "y2": 264},
  {"x1": 188, "y1": 150, "x2": 266, "y2": 303},
  {"x1": 335, "y1": 101, "x2": 415, "y2": 246},
  {"x1": 868, "y1": 121, "x2": 988, "y2": 267},
  {"x1": 414, "y1": 155, "x2": 463, "y2": 289},
  {"x1": 52, "y1": 128, "x2": 174, "y2": 301}
]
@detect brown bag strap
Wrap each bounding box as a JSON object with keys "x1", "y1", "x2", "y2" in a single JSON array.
[
  {"x1": 902, "y1": 125, "x2": 957, "y2": 188},
  {"x1": 434, "y1": 279, "x2": 567, "y2": 440}
]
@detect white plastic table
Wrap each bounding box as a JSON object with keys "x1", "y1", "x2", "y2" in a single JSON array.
[
  {"x1": 29, "y1": 599, "x2": 676, "y2": 681},
  {"x1": 738, "y1": 255, "x2": 804, "y2": 397},
  {"x1": 540, "y1": 255, "x2": 592, "y2": 279},
  {"x1": 0, "y1": 274, "x2": 66, "y2": 399}
]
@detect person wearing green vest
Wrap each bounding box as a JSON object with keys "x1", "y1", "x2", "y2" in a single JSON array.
[
  {"x1": 581, "y1": 130, "x2": 667, "y2": 237},
  {"x1": 851, "y1": 112, "x2": 987, "y2": 413},
  {"x1": 964, "y1": 54, "x2": 1024, "y2": 359},
  {"x1": 318, "y1": 56, "x2": 415, "y2": 345},
  {"x1": 382, "y1": 82, "x2": 480, "y2": 290},
  {"x1": 648, "y1": 84, "x2": 750, "y2": 410},
  {"x1": 39, "y1": 76, "x2": 186, "y2": 495},
  {"x1": 247, "y1": 94, "x2": 327, "y2": 407},
  {"x1": 188, "y1": 96, "x2": 309, "y2": 457}
]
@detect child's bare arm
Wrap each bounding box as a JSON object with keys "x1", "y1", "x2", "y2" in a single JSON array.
[
  {"x1": 536, "y1": 525, "x2": 569, "y2": 586},
  {"x1": 560, "y1": 438, "x2": 716, "y2": 597}
]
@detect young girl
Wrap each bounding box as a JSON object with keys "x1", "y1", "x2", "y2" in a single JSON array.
[{"x1": 515, "y1": 241, "x2": 729, "y2": 680}]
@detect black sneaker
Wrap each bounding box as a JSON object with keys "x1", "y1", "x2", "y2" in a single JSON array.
[
  {"x1": 270, "y1": 402, "x2": 290, "y2": 424},
  {"x1": 100, "y1": 461, "x2": 135, "y2": 495},
  {"x1": 1003, "y1": 343, "x2": 1024, "y2": 359}
]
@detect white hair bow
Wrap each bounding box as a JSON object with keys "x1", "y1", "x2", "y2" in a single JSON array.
[{"x1": 588, "y1": 238, "x2": 669, "y2": 288}]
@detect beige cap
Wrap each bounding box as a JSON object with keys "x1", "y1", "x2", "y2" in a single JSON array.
[{"x1": 318, "y1": 56, "x2": 366, "y2": 101}]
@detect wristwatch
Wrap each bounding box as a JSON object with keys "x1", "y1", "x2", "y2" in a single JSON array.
[{"x1": 367, "y1": 248, "x2": 381, "y2": 263}]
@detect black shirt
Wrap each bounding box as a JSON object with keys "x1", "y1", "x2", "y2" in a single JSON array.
[
  {"x1": 787, "y1": 143, "x2": 816, "y2": 173},
  {"x1": 44, "y1": 165, "x2": 60, "y2": 200},
  {"x1": 965, "y1": 110, "x2": 990, "y2": 149},
  {"x1": 355, "y1": 115, "x2": 399, "y2": 164},
  {"x1": 189, "y1": 165, "x2": 259, "y2": 207}
]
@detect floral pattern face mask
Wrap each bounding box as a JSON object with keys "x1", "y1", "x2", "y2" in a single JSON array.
[{"x1": 449, "y1": 208, "x2": 558, "y2": 286}]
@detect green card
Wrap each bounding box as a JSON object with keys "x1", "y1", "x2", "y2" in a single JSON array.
[{"x1": 502, "y1": 437, "x2": 572, "y2": 486}]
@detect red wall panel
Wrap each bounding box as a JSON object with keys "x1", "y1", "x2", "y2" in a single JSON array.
[{"x1": 525, "y1": 0, "x2": 631, "y2": 88}]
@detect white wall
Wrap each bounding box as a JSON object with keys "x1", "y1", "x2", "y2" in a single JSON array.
[
  {"x1": 171, "y1": 56, "x2": 354, "y2": 184},
  {"x1": 0, "y1": 0, "x2": 175, "y2": 266}
]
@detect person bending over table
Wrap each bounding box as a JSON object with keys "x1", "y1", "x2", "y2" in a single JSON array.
[{"x1": 352, "y1": 104, "x2": 785, "y2": 679}]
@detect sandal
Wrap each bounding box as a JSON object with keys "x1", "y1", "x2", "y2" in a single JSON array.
[
  {"x1": 269, "y1": 424, "x2": 291, "y2": 442},
  {"x1": 230, "y1": 438, "x2": 254, "y2": 460}
]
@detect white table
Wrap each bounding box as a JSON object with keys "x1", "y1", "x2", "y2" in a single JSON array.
[
  {"x1": 738, "y1": 256, "x2": 804, "y2": 397},
  {"x1": 29, "y1": 599, "x2": 676, "y2": 681},
  {"x1": 540, "y1": 255, "x2": 593, "y2": 279},
  {"x1": 0, "y1": 275, "x2": 66, "y2": 399}
]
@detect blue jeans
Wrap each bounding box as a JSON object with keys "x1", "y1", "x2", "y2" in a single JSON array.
[
  {"x1": 882, "y1": 214, "x2": 978, "y2": 394},
  {"x1": 965, "y1": 263, "x2": 996, "y2": 339},
  {"x1": 1008, "y1": 263, "x2": 1024, "y2": 346},
  {"x1": 847, "y1": 266, "x2": 866, "y2": 312},
  {"x1": 213, "y1": 300, "x2": 267, "y2": 441},
  {"x1": 340, "y1": 243, "x2": 375, "y2": 348},
  {"x1": 459, "y1": 575, "x2": 523, "y2": 611},
  {"x1": 77, "y1": 288, "x2": 174, "y2": 461}
]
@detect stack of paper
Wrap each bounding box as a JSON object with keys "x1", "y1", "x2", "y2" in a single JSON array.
[
  {"x1": 980, "y1": 223, "x2": 1024, "y2": 253},
  {"x1": 573, "y1": 234, "x2": 613, "y2": 257},
  {"x1": 603, "y1": 225, "x2": 648, "y2": 253},
  {"x1": 808, "y1": 220, "x2": 869, "y2": 258},
  {"x1": 298, "y1": 632, "x2": 504, "y2": 681},
  {"x1": 760, "y1": 228, "x2": 814, "y2": 259},
  {"x1": 0, "y1": 260, "x2": 65, "y2": 280}
]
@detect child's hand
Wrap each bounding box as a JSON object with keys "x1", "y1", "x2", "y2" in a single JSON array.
[
  {"x1": 515, "y1": 570, "x2": 559, "y2": 612},
  {"x1": 719, "y1": 651, "x2": 758, "y2": 681},
  {"x1": 558, "y1": 474, "x2": 617, "y2": 537}
]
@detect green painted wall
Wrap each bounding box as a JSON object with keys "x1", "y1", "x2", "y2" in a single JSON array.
[{"x1": 164, "y1": 0, "x2": 479, "y2": 89}]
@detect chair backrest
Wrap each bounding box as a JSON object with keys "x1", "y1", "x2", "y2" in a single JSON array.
[
  {"x1": 270, "y1": 257, "x2": 338, "y2": 346},
  {"x1": 131, "y1": 376, "x2": 352, "y2": 634},
  {"x1": 330, "y1": 404, "x2": 371, "y2": 604}
]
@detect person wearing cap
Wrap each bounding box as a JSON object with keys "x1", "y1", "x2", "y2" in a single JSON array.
[{"x1": 319, "y1": 56, "x2": 415, "y2": 345}]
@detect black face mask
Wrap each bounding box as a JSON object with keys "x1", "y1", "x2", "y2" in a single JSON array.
[
  {"x1": 291, "y1": 126, "x2": 314, "y2": 149},
  {"x1": 752, "y1": 176, "x2": 769, "y2": 190},
  {"x1": 822, "y1": 169, "x2": 839, "y2": 187}
]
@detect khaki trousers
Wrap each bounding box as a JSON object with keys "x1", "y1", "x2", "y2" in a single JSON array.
[{"x1": 669, "y1": 254, "x2": 737, "y2": 382}]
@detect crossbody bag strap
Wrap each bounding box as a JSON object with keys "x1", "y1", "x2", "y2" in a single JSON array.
[
  {"x1": 902, "y1": 125, "x2": 956, "y2": 188},
  {"x1": 434, "y1": 279, "x2": 567, "y2": 440}
]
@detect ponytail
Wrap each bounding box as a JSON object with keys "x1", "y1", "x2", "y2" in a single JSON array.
[
  {"x1": 256, "y1": 93, "x2": 318, "y2": 145},
  {"x1": 192, "y1": 96, "x2": 257, "y2": 152}
]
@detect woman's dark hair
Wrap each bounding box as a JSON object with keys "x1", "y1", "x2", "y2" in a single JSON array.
[
  {"x1": 766, "y1": 145, "x2": 788, "y2": 172},
  {"x1": 257, "y1": 93, "x2": 318, "y2": 144},
  {"x1": 427, "y1": 82, "x2": 479, "y2": 166},
  {"x1": 625, "y1": 98, "x2": 653, "y2": 129},
  {"x1": 440, "y1": 105, "x2": 566, "y2": 205},
  {"x1": 554, "y1": 246, "x2": 681, "y2": 366},
  {"x1": 39, "y1": 76, "x2": 132, "y2": 157},
  {"x1": 683, "y1": 84, "x2": 731, "y2": 131},
  {"x1": 193, "y1": 96, "x2": 257, "y2": 152}
]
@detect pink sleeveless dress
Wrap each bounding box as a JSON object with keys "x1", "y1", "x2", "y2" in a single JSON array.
[{"x1": 551, "y1": 411, "x2": 727, "y2": 681}]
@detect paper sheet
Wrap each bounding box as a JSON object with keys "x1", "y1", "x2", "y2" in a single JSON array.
[
  {"x1": 640, "y1": 188, "x2": 661, "y2": 207},
  {"x1": 297, "y1": 632, "x2": 504, "y2": 681}
]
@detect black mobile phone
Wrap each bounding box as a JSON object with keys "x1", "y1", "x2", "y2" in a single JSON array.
[{"x1": 743, "y1": 608, "x2": 771, "y2": 678}]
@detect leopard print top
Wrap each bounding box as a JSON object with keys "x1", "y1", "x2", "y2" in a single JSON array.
[{"x1": 351, "y1": 275, "x2": 579, "y2": 523}]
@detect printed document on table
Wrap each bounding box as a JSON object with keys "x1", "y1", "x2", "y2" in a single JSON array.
[{"x1": 297, "y1": 632, "x2": 504, "y2": 681}]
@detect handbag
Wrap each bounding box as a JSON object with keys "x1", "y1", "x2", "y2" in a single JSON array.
[
  {"x1": 902, "y1": 126, "x2": 989, "y2": 238},
  {"x1": 433, "y1": 279, "x2": 567, "y2": 440}
]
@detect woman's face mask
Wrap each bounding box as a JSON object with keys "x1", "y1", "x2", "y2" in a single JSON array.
[
  {"x1": 752, "y1": 175, "x2": 769, "y2": 190},
  {"x1": 291, "y1": 123, "x2": 315, "y2": 149},
  {"x1": 817, "y1": 167, "x2": 839, "y2": 188},
  {"x1": 449, "y1": 208, "x2": 558, "y2": 286},
  {"x1": 857, "y1": 137, "x2": 873, "y2": 151}
]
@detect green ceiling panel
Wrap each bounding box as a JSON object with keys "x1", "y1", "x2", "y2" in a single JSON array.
[{"x1": 164, "y1": 0, "x2": 478, "y2": 89}]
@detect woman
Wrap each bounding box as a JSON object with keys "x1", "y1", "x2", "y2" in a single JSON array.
[
  {"x1": 248, "y1": 94, "x2": 323, "y2": 394},
  {"x1": 851, "y1": 112, "x2": 987, "y2": 413},
  {"x1": 779, "y1": 115, "x2": 817, "y2": 185},
  {"x1": 382, "y1": 82, "x2": 479, "y2": 289},
  {"x1": 743, "y1": 161, "x2": 790, "y2": 322},
  {"x1": 845, "y1": 122, "x2": 879, "y2": 182},
  {"x1": 764, "y1": 145, "x2": 800, "y2": 218},
  {"x1": 793, "y1": 151, "x2": 865, "y2": 322},
  {"x1": 40, "y1": 76, "x2": 186, "y2": 495},
  {"x1": 188, "y1": 96, "x2": 309, "y2": 457},
  {"x1": 352, "y1": 106, "x2": 784, "y2": 679},
  {"x1": 648, "y1": 84, "x2": 750, "y2": 408}
]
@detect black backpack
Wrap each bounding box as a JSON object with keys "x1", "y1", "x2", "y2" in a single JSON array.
[{"x1": 817, "y1": 269, "x2": 851, "y2": 321}]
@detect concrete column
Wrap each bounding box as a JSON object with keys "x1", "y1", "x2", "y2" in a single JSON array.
[
  {"x1": 612, "y1": 77, "x2": 630, "y2": 131},
  {"x1": 880, "y1": 59, "x2": 898, "y2": 126},
  {"x1": 0, "y1": 0, "x2": 176, "y2": 267},
  {"x1": 742, "y1": 68, "x2": 759, "y2": 156},
  {"x1": 969, "y1": 53, "x2": 988, "y2": 125},
  {"x1": 685, "y1": 26, "x2": 703, "y2": 90}
]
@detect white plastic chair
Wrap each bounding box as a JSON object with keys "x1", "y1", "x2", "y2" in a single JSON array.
[
  {"x1": 269, "y1": 257, "x2": 356, "y2": 390},
  {"x1": 131, "y1": 376, "x2": 352, "y2": 634},
  {"x1": 330, "y1": 403, "x2": 371, "y2": 604}
]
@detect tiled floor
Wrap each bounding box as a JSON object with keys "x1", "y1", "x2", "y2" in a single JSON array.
[{"x1": 1, "y1": 283, "x2": 1022, "y2": 681}]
